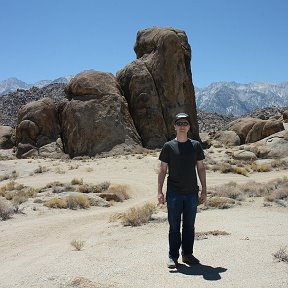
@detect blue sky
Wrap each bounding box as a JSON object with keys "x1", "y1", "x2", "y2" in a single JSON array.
[{"x1": 1, "y1": 0, "x2": 287, "y2": 88}]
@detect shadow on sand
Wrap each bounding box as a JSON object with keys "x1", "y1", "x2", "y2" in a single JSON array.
[{"x1": 170, "y1": 263, "x2": 227, "y2": 280}]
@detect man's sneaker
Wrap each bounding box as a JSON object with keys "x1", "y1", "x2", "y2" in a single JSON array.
[
  {"x1": 167, "y1": 257, "x2": 178, "y2": 268},
  {"x1": 182, "y1": 254, "x2": 200, "y2": 265}
]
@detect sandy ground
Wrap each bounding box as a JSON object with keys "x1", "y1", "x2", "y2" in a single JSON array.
[{"x1": 0, "y1": 153, "x2": 288, "y2": 288}]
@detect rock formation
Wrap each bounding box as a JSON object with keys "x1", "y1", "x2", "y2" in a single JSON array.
[
  {"x1": 0, "y1": 126, "x2": 15, "y2": 149},
  {"x1": 227, "y1": 117, "x2": 284, "y2": 144},
  {"x1": 117, "y1": 27, "x2": 199, "y2": 148},
  {"x1": 60, "y1": 71, "x2": 141, "y2": 157},
  {"x1": 15, "y1": 98, "x2": 61, "y2": 158}
]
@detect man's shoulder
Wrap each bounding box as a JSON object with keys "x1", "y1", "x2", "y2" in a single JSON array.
[
  {"x1": 163, "y1": 139, "x2": 177, "y2": 146},
  {"x1": 188, "y1": 138, "x2": 201, "y2": 145}
]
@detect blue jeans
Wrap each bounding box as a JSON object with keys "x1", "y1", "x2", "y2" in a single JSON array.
[{"x1": 166, "y1": 191, "x2": 198, "y2": 259}]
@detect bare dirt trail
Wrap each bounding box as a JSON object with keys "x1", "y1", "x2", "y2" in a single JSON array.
[{"x1": 0, "y1": 155, "x2": 287, "y2": 287}]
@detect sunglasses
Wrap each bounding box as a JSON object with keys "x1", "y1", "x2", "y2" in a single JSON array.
[{"x1": 175, "y1": 121, "x2": 190, "y2": 126}]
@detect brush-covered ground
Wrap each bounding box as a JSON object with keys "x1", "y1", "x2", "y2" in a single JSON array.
[{"x1": 0, "y1": 148, "x2": 287, "y2": 288}]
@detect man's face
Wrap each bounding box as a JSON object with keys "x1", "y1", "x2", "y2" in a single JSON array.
[{"x1": 174, "y1": 120, "x2": 190, "y2": 133}]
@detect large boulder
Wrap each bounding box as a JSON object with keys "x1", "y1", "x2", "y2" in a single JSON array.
[
  {"x1": 117, "y1": 27, "x2": 199, "y2": 148},
  {"x1": 283, "y1": 110, "x2": 288, "y2": 123},
  {"x1": 246, "y1": 130, "x2": 288, "y2": 159},
  {"x1": 213, "y1": 130, "x2": 240, "y2": 146},
  {"x1": 60, "y1": 71, "x2": 141, "y2": 157},
  {"x1": 16, "y1": 98, "x2": 61, "y2": 158},
  {"x1": 228, "y1": 117, "x2": 284, "y2": 144},
  {"x1": 0, "y1": 125, "x2": 15, "y2": 149}
]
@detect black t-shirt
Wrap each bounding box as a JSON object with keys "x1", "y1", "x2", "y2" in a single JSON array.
[{"x1": 159, "y1": 138, "x2": 205, "y2": 193}]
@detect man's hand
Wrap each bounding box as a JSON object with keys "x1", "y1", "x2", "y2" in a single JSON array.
[
  {"x1": 200, "y1": 188, "x2": 207, "y2": 205},
  {"x1": 158, "y1": 192, "x2": 165, "y2": 205}
]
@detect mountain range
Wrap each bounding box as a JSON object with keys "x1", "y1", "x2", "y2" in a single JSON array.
[
  {"x1": 195, "y1": 81, "x2": 288, "y2": 115},
  {"x1": 0, "y1": 76, "x2": 73, "y2": 96},
  {"x1": 1, "y1": 77, "x2": 287, "y2": 116}
]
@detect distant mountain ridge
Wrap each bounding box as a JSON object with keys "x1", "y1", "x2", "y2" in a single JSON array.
[
  {"x1": 196, "y1": 81, "x2": 288, "y2": 116},
  {"x1": 0, "y1": 76, "x2": 73, "y2": 96}
]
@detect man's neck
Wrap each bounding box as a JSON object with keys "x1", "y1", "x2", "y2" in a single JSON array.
[{"x1": 176, "y1": 134, "x2": 188, "y2": 143}]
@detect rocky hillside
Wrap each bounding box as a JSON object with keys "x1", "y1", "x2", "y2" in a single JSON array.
[
  {"x1": 196, "y1": 81, "x2": 288, "y2": 116},
  {"x1": 0, "y1": 83, "x2": 66, "y2": 127}
]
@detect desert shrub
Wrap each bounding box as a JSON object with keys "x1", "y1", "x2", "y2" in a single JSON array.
[
  {"x1": 211, "y1": 163, "x2": 248, "y2": 176},
  {"x1": 11, "y1": 170, "x2": 18, "y2": 179},
  {"x1": 240, "y1": 181, "x2": 268, "y2": 197},
  {"x1": 45, "y1": 181, "x2": 64, "y2": 188},
  {"x1": 71, "y1": 178, "x2": 83, "y2": 185},
  {"x1": 68, "y1": 164, "x2": 79, "y2": 170},
  {"x1": 0, "y1": 174, "x2": 10, "y2": 182},
  {"x1": 66, "y1": 195, "x2": 90, "y2": 209},
  {"x1": 206, "y1": 196, "x2": 236, "y2": 209},
  {"x1": 212, "y1": 182, "x2": 245, "y2": 201},
  {"x1": 251, "y1": 162, "x2": 272, "y2": 172},
  {"x1": 45, "y1": 198, "x2": 68, "y2": 209},
  {"x1": 195, "y1": 230, "x2": 230, "y2": 239},
  {"x1": 34, "y1": 165, "x2": 48, "y2": 174},
  {"x1": 71, "y1": 240, "x2": 84, "y2": 251},
  {"x1": 92, "y1": 181, "x2": 110, "y2": 193},
  {"x1": 107, "y1": 184, "x2": 130, "y2": 202},
  {"x1": 0, "y1": 199, "x2": 14, "y2": 220},
  {"x1": 0, "y1": 181, "x2": 25, "y2": 197},
  {"x1": 122, "y1": 202, "x2": 157, "y2": 226},
  {"x1": 55, "y1": 167, "x2": 65, "y2": 174},
  {"x1": 271, "y1": 159, "x2": 288, "y2": 170},
  {"x1": 234, "y1": 166, "x2": 249, "y2": 176},
  {"x1": 77, "y1": 184, "x2": 94, "y2": 193},
  {"x1": 273, "y1": 247, "x2": 288, "y2": 263}
]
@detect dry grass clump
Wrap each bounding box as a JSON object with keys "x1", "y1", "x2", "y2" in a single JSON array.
[
  {"x1": 76, "y1": 184, "x2": 94, "y2": 193},
  {"x1": 92, "y1": 181, "x2": 110, "y2": 193},
  {"x1": 45, "y1": 198, "x2": 68, "y2": 209},
  {"x1": 206, "y1": 196, "x2": 236, "y2": 209},
  {"x1": 0, "y1": 199, "x2": 14, "y2": 220},
  {"x1": 66, "y1": 195, "x2": 90, "y2": 209},
  {"x1": 55, "y1": 166, "x2": 66, "y2": 174},
  {"x1": 210, "y1": 177, "x2": 288, "y2": 207},
  {"x1": 211, "y1": 163, "x2": 249, "y2": 176},
  {"x1": 121, "y1": 202, "x2": 157, "y2": 226},
  {"x1": 0, "y1": 181, "x2": 39, "y2": 205},
  {"x1": 211, "y1": 181, "x2": 245, "y2": 201},
  {"x1": 0, "y1": 181, "x2": 23, "y2": 196},
  {"x1": 34, "y1": 165, "x2": 49, "y2": 174},
  {"x1": 251, "y1": 162, "x2": 272, "y2": 172},
  {"x1": 265, "y1": 186, "x2": 288, "y2": 205},
  {"x1": 70, "y1": 240, "x2": 84, "y2": 251},
  {"x1": 71, "y1": 178, "x2": 83, "y2": 185},
  {"x1": 46, "y1": 194, "x2": 90, "y2": 209},
  {"x1": 195, "y1": 230, "x2": 230, "y2": 240},
  {"x1": 45, "y1": 181, "x2": 65, "y2": 188},
  {"x1": 0, "y1": 174, "x2": 10, "y2": 182},
  {"x1": 273, "y1": 247, "x2": 288, "y2": 263},
  {"x1": 271, "y1": 159, "x2": 288, "y2": 170},
  {"x1": 106, "y1": 184, "x2": 130, "y2": 201}
]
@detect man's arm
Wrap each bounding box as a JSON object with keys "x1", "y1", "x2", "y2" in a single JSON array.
[
  {"x1": 196, "y1": 160, "x2": 207, "y2": 204},
  {"x1": 158, "y1": 161, "x2": 168, "y2": 204}
]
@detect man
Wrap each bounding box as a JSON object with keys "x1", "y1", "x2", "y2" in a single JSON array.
[{"x1": 158, "y1": 112, "x2": 207, "y2": 269}]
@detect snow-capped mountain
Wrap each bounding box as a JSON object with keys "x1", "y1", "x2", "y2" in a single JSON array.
[
  {"x1": 0, "y1": 75, "x2": 74, "y2": 96},
  {"x1": 195, "y1": 81, "x2": 288, "y2": 115},
  {"x1": 0, "y1": 77, "x2": 31, "y2": 95}
]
